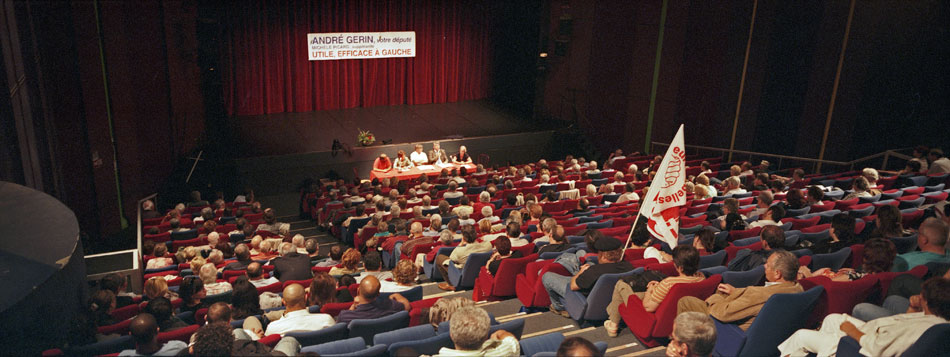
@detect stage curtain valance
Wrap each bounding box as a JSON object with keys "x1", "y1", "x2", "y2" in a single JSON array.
[{"x1": 222, "y1": 0, "x2": 494, "y2": 116}]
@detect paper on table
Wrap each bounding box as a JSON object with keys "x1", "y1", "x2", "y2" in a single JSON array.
[
  {"x1": 416, "y1": 165, "x2": 435, "y2": 170},
  {"x1": 437, "y1": 163, "x2": 454, "y2": 168}
]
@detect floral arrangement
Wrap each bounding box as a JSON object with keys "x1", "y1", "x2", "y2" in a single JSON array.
[{"x1": 357, "y1": 128, "x2": 375, "y2": 146}]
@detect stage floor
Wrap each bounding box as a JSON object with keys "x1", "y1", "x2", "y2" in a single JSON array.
[{"x1": 229, "y1": 100, "x2": 552, "y2": 158}]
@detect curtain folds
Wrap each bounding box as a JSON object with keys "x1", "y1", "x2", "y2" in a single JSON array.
[{"x1": 223, "y1": 0, "x2": 494, "y2": 116}]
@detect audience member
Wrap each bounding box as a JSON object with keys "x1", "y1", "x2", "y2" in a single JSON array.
[
  {"x1": 100, "y1": 273, "x2": 137, "y2": 308},
  {"x1": 229, "y1": 277, "x2": 263, "y2": 320},
  {"x1": 382, "y1": 259, "x2": 418, "y2": 293},
  {"x1": 143, "y1": 297, "x2": 188, "y2": 332},
  {"x1": 177, "y1": 276, "x2": 207, "y2": 315},
  {"x1": 337, "y1": 276, "x2": 410, "y2": 323},
  {"x1": 437, "y1": 226, "x2": 493, "y2": 291},
  {"x1": 143, "y1": 276, "x2": 178, "y2": 301},
  {"x1": 748, "y1": 205, "x2": 785, "y2": 229},
  {"x1": 666, "y1": 312, "x2": 717, "y2": 357},
  {"x1": 605, "y1": 245, "x2": 704, "y2": 337},
  {"x1": 678, "y1": 250, "x2": 803, "y2": 330},
  {"x1": 892, "y1": 217, "x2": 950, "y2": 272},
  {"x1": 118, "y1": 313, "x2": 187, "y2": 356},
  {"x1": 269, "y1": 242, "x2": 313, "y2": 281},
  {"x1": 543, "y1": 237, "x2": 634, "y2": 317},
  {"x1": 485, "y1": 236, "x2": 523, "y2": 276},
  {"x1": 329, "y1": 248, "x2": 362, "y2": 275},
  {"x1": 357, "y1": 250, "x2": 393, "y2": 282},
  {"x1": 199, "y1": 263, "x2": 232, "y2": 295},
  {"x1": 316, "y1": 245, "x2": 344, "y2": 267},
  {"x1": 728, "y1": 226, "x2": 785, "y2": 271},
  {"x1": 438, "y1": 306, "x2": 519, "y2": 356},
  {"x1": 243, "y1": 283, "x2": 335, "y2": 336},
  {"x1": 244, "y1": 262, "x2": 279, "y2": 288},
  {"x1": 146, "y1": 243, "x2": 174, "y2": 270},
  {"x1": 556, "y1": 337, "x2": 601, "y2": 357},
  {"x1": 779, "y1": 276, "x2": 950, "y2": 357}
]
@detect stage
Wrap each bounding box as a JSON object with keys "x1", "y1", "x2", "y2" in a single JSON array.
[{"x1": 229, "y1": 100, "x2": 570, "y2": 195}]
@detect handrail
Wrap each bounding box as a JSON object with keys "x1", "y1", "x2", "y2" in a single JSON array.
[
  {"x1": 137, "y1": 193, "x2": 157, "y2": 257},
  {"x1": 650, "y1": 141, "x2": 915, "y2": 173}
]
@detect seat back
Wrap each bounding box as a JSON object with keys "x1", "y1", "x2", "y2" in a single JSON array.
[
  {"x1": 809, "y1": 247, "x2": 851, "y2": 271},
  {"x1": 286, "y1": 322, "x2": 349, "y2": 347},
  {"x1": 734, "y1": 286, "x2": 824, "y2": 357},
  {"x1": 379, "y1": 285, "x2": 424, "y2": 302},
  {"x1": 372, "y1": 324, "x2": 436, "y2": 346},
  {"x1": 519, "y1": 332, "x2": 565, "y2": 357},
  {"x1": 67, "y1": 335, "x2": 135, "y2": 357},
  {"x1": 800, "y1": 275, "x2": 877, "y2": 323},
  {"x1": 490, "y1": 318, "x2": 526, "y2": 339},
  {"x1": 890, "y1": 234, "x2": 919, "y2": 254},
  {"x1": 300, "y1": 337, "x2": 368, "y2": 355},
  {"x1": 698, "y1": 250, "x2": 727, "y2": 269},
  {"x1": 901, "y1": 323, "x2": 950, "y2": 356},
  {"x1": 450, "y1": 251, "x2": 493, "y2": 289},
  {"x1": 569, "y1": 267, "x2": 643, "y2": 321},
  {"x1": 347, "y1": 310, "x2": 410, "y2": 345},
  {"x1": 489, "y1": 253, "x2": 539, "y2": 297},
  {"x1": 721, "y1": 264, "x2": 765, "y2": 288},
  {"x1": 157, "y1": 324, "x2": 199, "y2": 343},
  {"x1": 652, "y1": 275, "x2": 722, "y2": 337},
  {"x1": 387, "y1": 332, "x2": 453, "y2": 356}
]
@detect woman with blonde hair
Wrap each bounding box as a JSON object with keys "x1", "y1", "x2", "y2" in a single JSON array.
[
  {"x1": 143, "y1": 276, "x2": 178, "y2": 301},
  {"x1": 382, "y1": 259, "x2": 417, "y2": 293}
]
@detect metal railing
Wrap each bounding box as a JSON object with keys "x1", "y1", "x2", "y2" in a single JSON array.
[{"x1": 650, "y1": 141, "x2": 914, "y2": 174}]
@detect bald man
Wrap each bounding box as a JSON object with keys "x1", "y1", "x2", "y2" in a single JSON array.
[
  {"x1": 254, "y1": 284, "x2": 335, "y2": 336},
  {"x1": 119, "y1": 313, "x2": 187, "y2": 356},
  {"x1": 337, "y1": 276, "x2": 410, "y2": 324}
]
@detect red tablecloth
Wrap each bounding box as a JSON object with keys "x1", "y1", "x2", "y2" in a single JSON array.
[{"x1": 369, "y1": 163, "x2": 476, "y2": 181}]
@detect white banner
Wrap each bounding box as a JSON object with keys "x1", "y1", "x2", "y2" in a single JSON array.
[
  {"x1": 307, "y1": 31, "x2": 416, "y2": 61},
  {"x1": 636, "y1": 124, "x2": 688, "y2": 248}
]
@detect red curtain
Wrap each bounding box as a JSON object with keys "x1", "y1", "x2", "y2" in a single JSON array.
[{"x1": 223, "y1": 0, "x2": 495, "y2": 116}]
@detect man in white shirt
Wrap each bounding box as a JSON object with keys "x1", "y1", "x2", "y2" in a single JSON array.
[
  {"x1": 245, "y1": 262, "x2": 279, "y2": 288},
  {"x1": 928, "y1": 149, "x2": 950, "y2": 174},
  {"x1": 722, "y1": 176, "x2": 748, "y2": 196},
  {"x1": 410, "y1": 144, "x2": 429, "y2": 166},
  {"x1": 749, "y1": 205, "x2": 785, "y2": 229},
  {"x1": 258, "y1": 284, "x2": 335, "y2": 336}
]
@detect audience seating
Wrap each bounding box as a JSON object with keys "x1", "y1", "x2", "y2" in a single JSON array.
[
  {"x1": 299, "y1": 337, "x2": 387, "y2": 356},
  {"x1": 563, "y1": 268, "x2": 643, "y2": 323},
  {"x1": 799, "y1": 275, "x2": 877, "y2": 324},
  {"x1": 809, "y1": 247, "x2": 852, "y2": 271},
  {"x1": 66, "y1": 335, "x2": 135, "y2": 357},
  {"x1": 517, "y1": 260, "x2": 569, "y2": 308},
  {"x1": 520, "y1": 332, "x2": 608, "y2": 357},
  {"x1": 476, "y1": 253, "x2": 539, "y2": 301},
  {"x1": 157, "y1": 324, "x2": 199, "y2": 343},
  {"x1": 447, "y1": 251, "x2": 493, "y2": 290},
  {"x1": 285, "y1": 322, "x2": 349, "y2": 347},
  {"x1": 372, "y1": 324, "x2": 435, "y2": 347},
  {"x1": 347, "y1": 310, "x2": 410, "y2": 345},
  {"x1": 386, "y1": 332, "x2": 453, "y2": 356},
  {"x1": 712, "y1": 286, "x2": 823, "y2": 357},
  {"x1": 619, "y1": 275, "x2": 722, "y2": 347},
  {"x1": 721, "y1": 265, "x2": 765, "y2": 288}
]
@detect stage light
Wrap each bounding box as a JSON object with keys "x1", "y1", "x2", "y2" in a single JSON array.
[{"x1": 539, "y1": 52, "x2": 548, "y2": 58}]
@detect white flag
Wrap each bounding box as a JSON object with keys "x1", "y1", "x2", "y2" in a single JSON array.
[{"x1": 637, "y1": 124, "x2": 688, "y2": 248}]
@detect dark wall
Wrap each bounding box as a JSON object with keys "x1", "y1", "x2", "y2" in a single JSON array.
[
  {"x1": 3, "y1": 0, "x2": 205, "y2": 242},
  {"x1": 539, "y1": 0, "x2": 950, "y2": 164}
]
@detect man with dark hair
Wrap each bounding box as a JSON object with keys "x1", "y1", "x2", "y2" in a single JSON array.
[
  {"x1": 358, "y1": 251, "x2": 393, "y2": 282},
  {"x1": 779, "y1": 276, "x2": 950, "y2": 356},
  {"x1": 436, "y1": 226, "x2": 493, "y2": 291},
  {"x1": 100, "y1": 273, "x2": 136, "y2": 308},
  {"x1": 143, "y1": 297, "x2": 188, "y2": 332},
  {"x1": 208, "y1": 303, "x2": 301, "y2": 355},
  {"x1": 223, "y1": 244, "x2": 253, "y2": 271},
  {"x1": 728, "y1": 225, "x2": 785, "y2": 271},
  {"x1": 542, "y1": 237, "x2": 634, "y2": 317},
  {"x1": 752, "y1": 172, "x2": 770, "y2": 191},
  {"x1": 337, "y1": 276, "x2": 410, "y2": 323},
  {"x1": 556, "y1": 336, "x2": 601, "y2": 357},
  {"x1": 188, "y1": 190, "x2": 209, "y2": 207},
  {"x1": 268, "y1": 242, "x2": 312, "y2": 282},
  {"x1": 928, "y1": 148, "x2": 950, "y2": 174},
  {"x1": 255, "y1": 208, "x2": 282, "y2": 234},
  {"x1": 537, "y1": 225, "x2": 569, "y2": 255},
  {"x1": 190, "y1": 323, "x2": 234, "y2": 356},
  {"x1": 119, "y1": 313, "x2": 187, "y2": 356},
  {"x1": 245, "y1": 262, "x2": 278, "y2": 288},
  {"x1": 679, "y1": 250, "x2": 803, "y2": 331},
  {"x1": 749, "y1": 205, "x2": 784, "y2": 229},
  {"x1": 316, "y1": 245, "x2": 343, "y2": 267}
]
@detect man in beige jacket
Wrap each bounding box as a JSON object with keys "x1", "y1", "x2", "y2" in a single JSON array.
[{"x1": 677, "y1": 249, "x2": 803, "y2": 330}]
